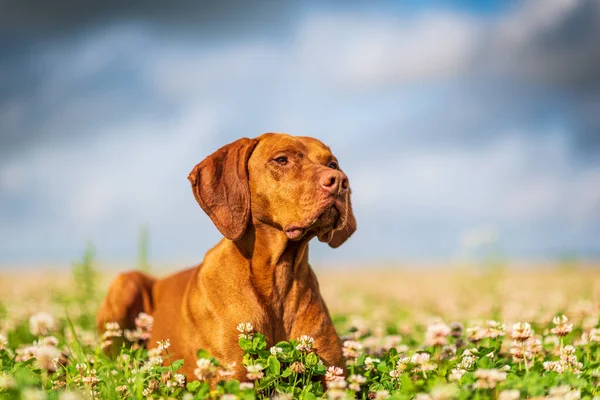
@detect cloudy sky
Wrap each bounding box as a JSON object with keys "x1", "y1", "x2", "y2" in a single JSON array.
[{"x1": 1, "y1": 0, "x2": 599, "y2": 266}]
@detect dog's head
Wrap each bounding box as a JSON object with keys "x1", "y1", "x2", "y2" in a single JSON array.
[{"x1": 188, "y1": 133, "x2": 356, "y2": 248}]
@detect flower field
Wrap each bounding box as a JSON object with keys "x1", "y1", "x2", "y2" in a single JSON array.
[{"x1": 1, "y1": 260, "x2": 599, "y2": 399}]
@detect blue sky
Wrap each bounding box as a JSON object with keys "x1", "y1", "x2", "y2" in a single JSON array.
[{"x1": 1, "y1": 0, "x2": 599, "y2": 266}]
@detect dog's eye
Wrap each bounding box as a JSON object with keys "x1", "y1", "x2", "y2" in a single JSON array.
[
  {"x1": 328, "y1": 161, "x2": 339, "y2": 170},
  {"x1": 274, "y1": 156, "x2": 288, "y2": 166}
]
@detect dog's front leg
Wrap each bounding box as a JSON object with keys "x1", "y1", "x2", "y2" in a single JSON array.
[{"x1": 288, "y1": 299, "x2": 345, "y2": 371}]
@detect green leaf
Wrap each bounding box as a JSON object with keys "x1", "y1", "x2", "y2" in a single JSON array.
[
  {"x1": 253, "y1": 334, "x2": 267, "y2": 350},
  {"x1": 223, "y1": 379, "x2": 240, "y2": 393},
  {"x1": 314, "y1": 364, "x2": 327, "y2": 375},
  {"x1": 186, "y1": 380, "x2": 202, "y2": 392},
  {"x1": 305, "y1": 352, "x2": 318, "y2": 366},
  {"x1": 239, "y1": 338, "x2": 254, "y2": 352},
  {"x1": 196, "y1": 349, "x2": 212, "y2": 359},
  {"x1": 377, "y1": 362, "x2": 390, "y2": 373},
  {"x1": 267, "y1": 355, "x2": 281, "y2": 376},
  {"x1": 257, "y1": 374, "x2": 278, "y2": 390},
  {"x1": 171, "y1": 359, "x2": 184, "y2": 371}
]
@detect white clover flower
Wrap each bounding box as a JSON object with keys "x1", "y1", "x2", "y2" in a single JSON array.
[
  {"x1": 194, "y1": 358, "x2": 217, "y2": 381},
  {"x1": 327, "y1": 379, "x2": 348, "y2": 390},
  {"x1": 449, "y1": 368, "x2": 465, "y2": 382},
  {"x1": 364, "y1": 356, "x2": 380, "y2": 370},
  {"x1": 474, "y1": 369, "x2": 507, "y2": 389},
  {"x1": 511, "y1": 322, "x2": 533, "y2": 342},
  {"x1": 236, "y1": 322, "x2": 254, "y2": 339},
  {"x1": 424, "y1": 321, "x2": 451, "y2": 346},
  {"x1": 325, "y1": 366, "x2": 345, "y2": 383},
  {"x1": 543, "y1": 361, "x2": 564, "y2": 373},
  {"x1": 157, "y1": 339, "x2": 170, "y2": 351},
  {"x1": 411, "y1": 352, "x2": 430, "y2": 365},
  {"x1": 498, "y1": 390, "x2": 520, "y2": 400},
  {"x1": 485, "y1": 320, "x2": 506, "y2": 339},
  {"x1": 551, "y1": 315, "x2": 573, "y2": 337},
  {"x1": 239, "y1": 382, "x2": 254, "y2": 390},
  {"x1": 296, "y1": 335, "x2": 315, "y2": 352},
  {"x1": 342, "y1": 339, "x2": 362, "y2": 361},
  {"x1": 34, "y1": 345, "x2": 62, "y2": 371},
  {"x1": 245, "y1": 363, "x2": 264, "y2": 380},
  {"x1": 270, "y1": 346, "x2": 283, "y2": 356},
  {"x1": 29, "y1": 312, "x2": 56, "y2": 336},
  {"x1": 0, "y1": 334, "x2": 7, "y2": 351},
  {"x1": 347, "y1": 374, "x2": 366, "y2": 392},
  {"x1": 0, "y1": 374, "x2": 17, "y2": 389}
]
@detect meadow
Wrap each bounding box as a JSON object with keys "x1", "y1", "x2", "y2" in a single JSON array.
[{"x1": 0, "y1": 252, "x2": 599, "y2": 399}]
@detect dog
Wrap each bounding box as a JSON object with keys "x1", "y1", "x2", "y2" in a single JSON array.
[{"x1": 97, "y1": 132, "x2": 356, "y2": 381}]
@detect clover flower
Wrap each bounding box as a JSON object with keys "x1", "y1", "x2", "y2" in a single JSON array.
[
  {"x1": 147, "y1": 348, "x2": 163, "y2": 366},
  {"x1": 29, "y1": 312, "x2": 56, "y2": 336},
  {"x1": 325, "y1": 366, "x2": 345, "y2": 383},
  {"x1": 485, "y1": 320, "x2": 506, "y2": 339},
  {"x1": 218, "y1": 362, "x2": 237, "y2": 378},
  {"x1": 270, "y1": 346, "x2": 283, "y2": 357},
  {"x1": 0, "y1": 334, "x2": 7, "y2": 351},
  {"x1": 167, "y1": 373, "x2": 186, "y2": 389},
  {"x1": 194, "y1": 358, "x2": 217, "y2": 381},
  {"x1": 239, "y1": 382, "x2": 254, "y2": 390},
  {"x1": 474, "y1": 369, "x2": 507, "y2": 389},
  {"x1": 424, "y1": 321, "x2": 451, "y2": 346},
  {"x1": 449, "y1": 368, "x2": 465, "y2": 381},
  {"x1": 589, "y1": 328, "x2": 600, "y2": 343},
  {"x1": 237, "y1": 322, "x2": 254, "y2": 339},
  {"x1": 157, "y1": 339, "x2": 170, "y2": 351},
  {"x1": 389, "y1": 356, "x2": 410, "y2": 380},
  {"x1": 511, "y1": 322, "x2": 533, "y2": 342},
  {"x1": 551, "y1": 315, "x2": 573, "y2": 337},
  {"x1": 296, "y1": 335, "x2": 315, "y2": 352},
  {"x1": 124, "y1": 312, "x2": 154, "y2": 343},
  {"x1": 290, "y1": 361, "x2": 306, "y2": 374},
  {"x1": 374, "y1": 390, "x2": 390, "y2": 399},
  {"x1": 246, "y1": 363, "x2": 265, "y2": 380},
  {"x1": 449, "y1": 322, "x2": 464, "y2": 338},
  {"x1": 548, "y1": 385, "x2": 581, "y2": 400},
  {"x1": 347, "y1": 374, "x2": 366, "y2": 392},
  {"x1": 364, "y1": 356, "x2": 380, "y2": 370},
  {"x1": 543, "y1": 361, "x2": 564, "y2": 373},
  {"x1": 34, "y1": 344, "x2": 62, "y2": 371},
  {"x1": 135, "y1": 312, "x2": 153, "y2": 330},
  {"x1": 102, "y1": 322, "x2": 122, "y2": 339},
  {"x1": 466, "y1": 326, "x2": 486, "y2": 342},
  {"x1": 342, "y1": 339, "x2": 362, "y2": 362},
  {"x1": 498, "y1": 390, "x2": 521, "y2": 400},
  {"x1": 326, "y1": 379, "x2": 348, "y2": 400}
]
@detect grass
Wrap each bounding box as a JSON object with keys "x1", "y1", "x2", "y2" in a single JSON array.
[{"x1": 0, "y1": 255, "x2": 599, "y2": 399}]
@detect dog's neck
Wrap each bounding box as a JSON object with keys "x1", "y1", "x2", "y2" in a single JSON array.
[{"x1": 233, "y1": 221, "x2": 314, "y2": 301}]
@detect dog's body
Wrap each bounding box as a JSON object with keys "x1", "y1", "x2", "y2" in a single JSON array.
[{"x1": 97, "y1": 133, "x2": 356, "y2": 381}]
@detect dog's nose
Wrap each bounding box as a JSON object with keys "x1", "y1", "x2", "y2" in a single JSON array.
[{"x1": 320, "y1": 170, "x2": 349, "y2": 195}]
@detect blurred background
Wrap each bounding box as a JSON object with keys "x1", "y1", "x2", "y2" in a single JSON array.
[{"x1": 1, "y1": 0, "x2": 599, "y2": 269}]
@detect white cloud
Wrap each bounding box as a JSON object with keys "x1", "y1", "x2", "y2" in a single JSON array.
[
  {"x1": 352, "y1": 131, "x2": 600, "y2": 229},
  {"x1": 296, "y1": 11, "x2": 479, "y2": 87}
]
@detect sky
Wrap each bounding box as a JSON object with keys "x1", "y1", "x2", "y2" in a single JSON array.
[{"x1": 1, "y1": 0, "x2": 599, "y2": 266}]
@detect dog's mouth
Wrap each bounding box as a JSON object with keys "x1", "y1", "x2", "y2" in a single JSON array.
[{"x1": 284, "y1": 201, "x2": 346, "y2": 241}]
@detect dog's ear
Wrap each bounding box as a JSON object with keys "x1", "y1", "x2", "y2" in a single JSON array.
[
  {"x1": 188, "y1": 138, "x2": 258, "y2": 241},
  {"x1": 325, "y1": 193, "x2": 356, "y2": 248}
]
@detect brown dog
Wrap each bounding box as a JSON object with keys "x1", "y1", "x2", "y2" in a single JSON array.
[{"x1": 97, "y1": 133, "x2": 356, "y2": 381}]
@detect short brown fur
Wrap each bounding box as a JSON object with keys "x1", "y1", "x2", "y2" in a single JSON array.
[{"x1": 97, "y1": 133, "x2": 356, "y2": 381}]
